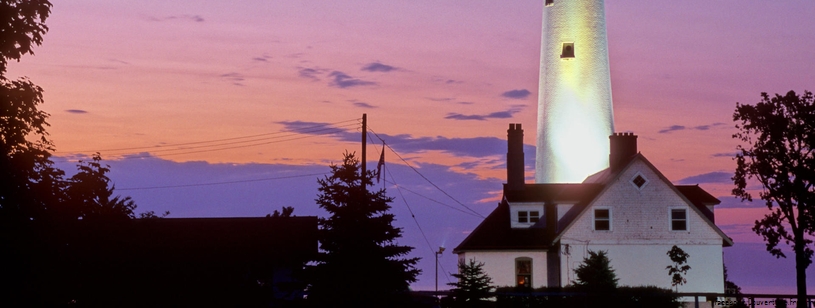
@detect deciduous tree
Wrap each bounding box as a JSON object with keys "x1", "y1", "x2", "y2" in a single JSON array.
[
  {"x1": 733, "y1": 90, "x2": 815, "y2": 308},
  {"x1": 666, "y1": 245, "x2": 691, "y2": 291},
  {"x1": 307, "y1": 152, "x2": 419, "y2": 307}
]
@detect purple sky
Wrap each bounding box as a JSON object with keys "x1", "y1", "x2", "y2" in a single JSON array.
[{"x1": 10, "y1": 0, "x2": 815, "y2": 292}]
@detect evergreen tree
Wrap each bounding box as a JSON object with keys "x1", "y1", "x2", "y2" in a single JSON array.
[
  {"x1": 448, "y1": 259, "x2": 494, "y2": 307},
  {"x1": 307, "y1": 152, "x2": 420, "y2": 307},
  {"x1": 573, "y1": 250, "x2": 618, "y2": 293}
]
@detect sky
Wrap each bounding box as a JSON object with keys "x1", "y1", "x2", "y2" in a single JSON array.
[{"x1": 8, "y1": 0, "x2": 815, "y2": 293}]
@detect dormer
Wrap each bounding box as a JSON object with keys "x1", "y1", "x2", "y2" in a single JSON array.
[{"x1": 510, "y1": 202, "x2": 544, "y2": 228}]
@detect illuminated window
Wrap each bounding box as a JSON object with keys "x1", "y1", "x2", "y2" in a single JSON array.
[
  {"x1": 516, "y1": 258, "x2": 532, "y2": 287},
  {"x1": 561, "y1": 42, "x2": 574, "y2": 59},
  {"x1": 671, "y1": 209, "x2": 687, "y2": 231},
  {"x1": 545, "y1": 0, "x2": 554, "y2": 6},
  {"x1": 518, "y1": 211, "x2": 540, "y2": 223},
  {"x1": 594, "y1": 208, "x2": 610, "y2": 231}
]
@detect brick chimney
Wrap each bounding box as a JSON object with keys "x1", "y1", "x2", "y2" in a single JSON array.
[
  {"x1": 507, "y1": 123, "x2": 525, "y2": 191},
  {"x1": 609, "y1": 132, "x2": 638, "y2": 172}
]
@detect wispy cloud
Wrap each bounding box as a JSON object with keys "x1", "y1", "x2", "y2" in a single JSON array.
[
  {"x1": 659, "y1": 122, "x2": 726, "y2": 134},
  {"x1": 298, "y1": 67, "x2": 325, "y2": 80},
  {"x1": 148, "y1": 15, "x2": 205, "y2": 23},
  {"x1": 445, "y1": 106, "x2": 523, "y2": 121},
  {"x1": 328, "y1": 71, "x2": 376, "y2": 88},
  {"x1": 715, "y1": 197, "x2": 764, "y2": 209},
  {"x1": 66, "y1": 109, "x2": 88, "y2": 114},
  {"x1": 219, "y1": 72, "x2": 244, "y2": 86},
  {"x1": 676, "y1": 171, "x2": 732, "y2": 184},
  {"x1": 351, "y1": 101, "x2": 377, "y2": 109},
  {"x1": 694, "y1": 123, "x2": 726, "y2": 130},
  {"x1": 659, "y1": 125, "x2": 686, "y2": 134},
  {"x1": 501, "y1": 89, "x2": 531, "y2": 99},
  {"x1": 276, "y1": 120, "x2": 529, "y2": 158},
  {"x1": 252, "y1": 55, "x2": 272, "y2": 62},
  {"x1": 426, "y1": 97, "x2": 454, "y2": 102},
  {"x1": 431, "y1": 76, "x2": 462, "y2": 84},
  {"x1": 361, "y1": 62, "x2": 397, "y2": 72},
  {"x1": 712, "y1": 152, "x2": 738, "y2": 158}
]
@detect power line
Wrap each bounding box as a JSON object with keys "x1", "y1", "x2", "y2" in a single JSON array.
[
  {"x1": 58, "y1": 118, "x2": 360, "y2": 154},
  {"x1": 384, "y1": 163, "x2": 452, "y2": 284},
  {"x1": 117, "y1": 172, "x2": 327, "y2": 191},
  {"x1": 367, "y1": 127, "x2": 485, "y2": 219}
]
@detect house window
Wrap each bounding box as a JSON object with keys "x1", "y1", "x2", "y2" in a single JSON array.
[
  {"x1": 561, "y1": 43, "x2": 574, "y2": 59},
  {"x1": 545, "y1": 0, "x2": 554, "y2": 6},
  {"x1": 671, "y1": 209, "x2": 687, "y2": 231},
  {"x1": 518, "y1": 211, "x2": 540, "y2": 223},
  {"x1": 516, "y1": 258, "x2": 532, "y2": 287},
  {"x1": 594, "y1": 208, "x2": 610, "y2": 231}
]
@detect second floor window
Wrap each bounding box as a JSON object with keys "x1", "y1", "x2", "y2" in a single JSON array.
[{"x1": 594, "y1": 209, "x2": 610, "y2": 231}]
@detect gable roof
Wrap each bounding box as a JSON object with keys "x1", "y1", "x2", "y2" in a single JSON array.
[
  {"x1": 456, "y1": 154, "x2": 733, "y2": 253},
  {"x1": 553, "y1": 153, "x2": 733, "y2": 247}
]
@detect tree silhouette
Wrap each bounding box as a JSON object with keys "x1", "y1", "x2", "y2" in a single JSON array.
[
  {"x1": 733, "y1": 90, "x2": 815, "y2": 307},
  {"x1": 65, "y1": 153, "x2": 135, "y2": 221},
  {"x1": 573, "y1": 250, "x2": 618, "y2": 293},
  {"x1": 448, "y1": 258, "x2": 494, "y2": 307},
  {"x1": 307, "y1": 152, "x2": 419, "y2": 307},
  {"x1": 666, "y1": 245, "x2": 691, "y2": 291},
  {"x1": 0, "y1": 0, "x2": 51, "y2": 74}
]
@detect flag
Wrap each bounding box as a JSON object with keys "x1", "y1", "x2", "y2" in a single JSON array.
[{"x1": 376, "y1": 146, "x2": 385, "y2": 183}]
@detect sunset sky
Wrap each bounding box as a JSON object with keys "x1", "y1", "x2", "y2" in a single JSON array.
[{"x1": 8, "y1": 0, "x2": 815, "y2": 293}]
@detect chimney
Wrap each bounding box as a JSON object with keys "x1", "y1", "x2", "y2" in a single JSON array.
[
  {"x1": 507, "y1": 123, "x2": 525, "y2": 191},
  {"x1": 609, "y1": 132, "x2": 638, "y2": 172}
]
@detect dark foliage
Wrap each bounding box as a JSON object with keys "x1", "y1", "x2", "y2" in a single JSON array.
[
  {"x1": 733, "y1": 90, "x2": 815, "y2": 307},
  {"x1": 0, "y1": 0, "x2": 51, "y2": 73},
  {"x1": 65, "y1": 153, "x2": 136, "y2": 221},
  {"x1": 493, "y1": 286, "x2": 679, "y2": 308},
  {"x1": 306, "y1": 152, "x2": 420, "y2": 307},
  {"x1": 723, "y1": 265, "x2": 749, "y2": 308},
  {"x1": 268, "y1": 205, "x2": 295, "y2": 217},
  {"x1": 666, "y1": 245, "x2": 691, "y2": 290},
  {"x1": 572, "y1": 250, "x2": 618, "y2": 292},
  {"x1": 447, "y1": 259, "x2": 494, "y2": 307}
]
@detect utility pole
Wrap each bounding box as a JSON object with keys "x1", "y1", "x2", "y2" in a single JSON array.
[
  {"x1": 361, "y1": 113, "x2": 367, "y2": 188},
  {"x1": 435, "y1": 247, "x2": 445, "y2": 293}
]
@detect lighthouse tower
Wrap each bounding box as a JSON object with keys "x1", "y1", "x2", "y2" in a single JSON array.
[{"x1": 535, "y1": 0, "x2": 614, "y2": 183}]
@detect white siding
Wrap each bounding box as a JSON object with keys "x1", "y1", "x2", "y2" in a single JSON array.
[
  {"x1": 558, "y1": 159, "x2": 725, "y2": 292},
  {"x1": 458, "y1": 251, "x2": 549, "y2": 289}
]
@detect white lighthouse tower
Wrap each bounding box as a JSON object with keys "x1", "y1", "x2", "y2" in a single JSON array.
[{"x1": 535, "y1": 0, "x2": 615, "y2": 183}]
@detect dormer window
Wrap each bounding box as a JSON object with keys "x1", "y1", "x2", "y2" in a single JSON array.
[
  {"x1": 510, "y1": 203, "x2": 544, "y2": 228},
  {"x1": 518, "y1": 211, "x2": 540, "y2": 223}
]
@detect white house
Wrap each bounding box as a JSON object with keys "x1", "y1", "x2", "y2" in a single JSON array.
[{"x1": 454, "y1": 124, "x2": 733, "y2": 293}]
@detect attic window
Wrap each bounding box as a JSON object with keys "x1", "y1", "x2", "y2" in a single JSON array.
[
  {"x1": 545, "y1": 0, "x2": 554, "y2": 6},
  {"x1": 631, "y1": 173, "x2": 648, "y2": 189},
  {"x1": 561, "y1": 43, "x2": 574, "y2": 59}
]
